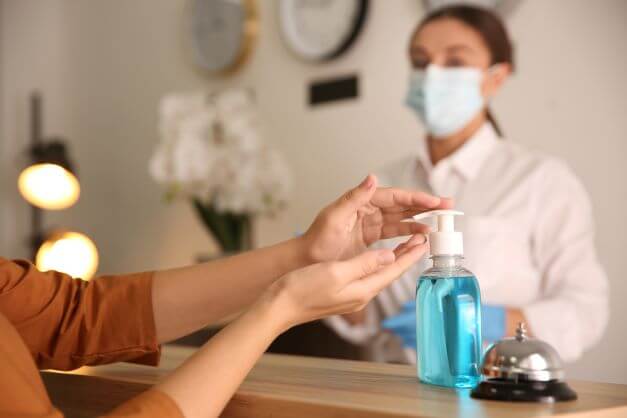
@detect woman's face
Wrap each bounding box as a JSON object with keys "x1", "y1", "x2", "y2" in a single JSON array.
[{"x1": 409, "y1": 18, "x2": 510, "y2": 98}]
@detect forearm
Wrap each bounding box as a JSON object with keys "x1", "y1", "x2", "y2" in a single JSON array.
[
  {"x1": 152, "y1": 237, "x2": 310, "y2": 343},
  {"x1": 522, "y1": 292, "x2": 608, "y2": 362},
  {"x1": 154, "y1": 233, "x2": 430, "y2": 417},
  {"x1": 155, "y1": 294, "x2": 287, "y2": 418}
]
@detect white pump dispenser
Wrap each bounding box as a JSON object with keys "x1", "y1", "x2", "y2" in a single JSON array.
[
  {"x1": 413, "y1": 208, "x2": 481, "y2": 389},
  {"x1": 413, "y1": 210, "x2": 464, "y2": 256}
]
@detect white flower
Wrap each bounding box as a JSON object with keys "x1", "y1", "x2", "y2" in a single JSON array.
[
  {"x1": 158, "y1": 93, "x2": 207, "y2": 143},
  {"x1": 223, "y1": 116, "x2": 260, "y2": 153},
  {"x1": 172, "y1": 133, "x2": 213, "y2": 185},
  {"x1": 215, "y1": 88, "x2": 252, "y2": 119},
  {"x1": 148, "y1": 142, "x2": 170, "y2": 184},
  {"x1": 150, "y1": 88, "x2": 291, "y2": 216}
]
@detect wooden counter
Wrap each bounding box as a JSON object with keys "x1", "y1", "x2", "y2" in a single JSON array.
[{"x1": 42, "y1": 345, "x2": 627, "y2": 418}]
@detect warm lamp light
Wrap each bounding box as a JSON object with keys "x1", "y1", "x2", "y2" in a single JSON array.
[
  {"x1": 18, "y1": 163, "x2": 80, "y2": 210},
  {"x1": 19, "y1": 92, "x2": 99, "y2": 278},
  {"x1": 36, "y1": 231, "x2": 99, "y2": 279}
]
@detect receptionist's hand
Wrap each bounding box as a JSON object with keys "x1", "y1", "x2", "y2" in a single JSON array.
[
  {"x1": 301, "y1": 174, "x2": 451, "y2": 263},
  {"x1": 382, "y1": 302, "x2": 512, "y2": 350},
  {"x1": 382, "y1": 300, "x2": 417, "y2": 349}
]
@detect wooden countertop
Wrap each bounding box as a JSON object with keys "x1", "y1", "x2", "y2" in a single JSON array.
[{"x1": 42, "y1": 345, "x2": 627, "y2": 418}]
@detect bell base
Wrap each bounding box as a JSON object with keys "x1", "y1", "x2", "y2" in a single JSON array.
[{"x1": 470, "y1": 378, "x2": 577, "y2": 403}]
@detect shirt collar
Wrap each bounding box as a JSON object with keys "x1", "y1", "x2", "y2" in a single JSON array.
[{"x1": 416, "y1": 123, "x2": 500, "y2": 181}]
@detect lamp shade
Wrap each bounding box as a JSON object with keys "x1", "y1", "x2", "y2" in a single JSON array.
[
  {"x1": 18, "y1": 163, "x2": 80, "y2": 210},
  {"x1": 35, "y1": 231, "x2": 99, "y2": 279}
]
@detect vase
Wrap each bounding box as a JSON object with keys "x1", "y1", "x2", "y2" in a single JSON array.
[{"x1": 192, "y1": 199, "x2": 253, "y2": 255}]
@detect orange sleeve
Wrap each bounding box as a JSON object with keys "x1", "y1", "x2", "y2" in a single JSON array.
[
  {"x1": 0, "y1": 310, "x2": 184, "y2": 418},
  {"x1": 102, "y1": 390, "x2": 184, "y2": 418},
  {"x1": 0, "y1": 257, "x2": 161, "y2": 370}
]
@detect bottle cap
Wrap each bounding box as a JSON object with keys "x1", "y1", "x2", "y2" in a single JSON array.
[{"x1": 413, "y1": 209, "x2": 464, "y2": 256}]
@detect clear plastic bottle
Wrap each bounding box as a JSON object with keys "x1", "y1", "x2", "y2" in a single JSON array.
[
  {"x1": 412, "y1": 210, "x2": 482, "y2": 388},
  {"x1": 416, "y1": 255, "x2": 481, "y2": 388}
]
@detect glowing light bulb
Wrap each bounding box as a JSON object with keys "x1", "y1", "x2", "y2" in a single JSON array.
[
  {"x1": 36, "y1": 231, "x2": 99, "y2": 279},
  {"x1": 18, "y1": 163, "x2": 80, "y2": 210}
]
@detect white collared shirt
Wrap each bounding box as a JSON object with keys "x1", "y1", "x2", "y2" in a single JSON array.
[{"x1": 325, "y1": 123, "x2": 609, "y2": 364}]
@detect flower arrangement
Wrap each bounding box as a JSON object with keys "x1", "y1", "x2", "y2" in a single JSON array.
[{"x1": 149, "y1": 88, "x2": 290, "y2": 253}]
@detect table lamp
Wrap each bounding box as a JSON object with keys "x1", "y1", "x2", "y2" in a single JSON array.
[{"x1": 17, "y1": 92, "x2": 98, "y2": 279}]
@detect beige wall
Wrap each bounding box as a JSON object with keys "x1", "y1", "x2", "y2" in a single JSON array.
[{"x1": 1, "y1": 0, "x2": 626, "y2": 383}]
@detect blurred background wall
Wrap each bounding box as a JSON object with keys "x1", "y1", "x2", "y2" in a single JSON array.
[{"x1": 1, "y1": 0, "x2": 626, "y2": 383}]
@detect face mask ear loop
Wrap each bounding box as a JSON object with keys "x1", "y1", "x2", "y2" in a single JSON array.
[{"x1": 484, "y1": 64, "x2": 503, "y2": 103}]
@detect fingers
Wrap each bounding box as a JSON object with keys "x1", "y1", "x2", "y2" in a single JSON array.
[
  {"x1": 359, "y1": 243, "x2": 427, "y2": 295},
  {"x1": 362, "y1": 208, "x2": 434, "y2": 225},
  {"x1": 330, "y1": 242, "x2": 425, "y2": 316},
  {"x1": 340, "y1": 240, "x2": 426, "y2": 304},
  {"x1": 332, "y1": 248, "x2": 396, "y2": 283},
  {"x1": 331, "y1": 177, "x2": 453, "y2": 227},
  {"x1": 370, "y1": 188, "x2": 443, "y2": 211},
  {"x1": 379, "y1": 222, "x2": 430, "y2": 240},
  {"x1": 439, "y1": 197, "x2": 454, "y2": 209},
  {"x1": 394, "y1": 234, "x2": 428, "y2": 257},
  {"x1": 333, "y1": 174, "x2": 378, "y2": 216},
  {"x1": 378, "y1": 209, "x2": 433, "y2": 223}
]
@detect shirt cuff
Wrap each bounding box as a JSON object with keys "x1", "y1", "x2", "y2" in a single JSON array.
[
  {"x1": 124, "y1": 272, "x2": 161, "y2": 366},
  {"x1": 523, "y1": 298, "x2": 581, "y2": 362},
  {"x1": 73, "y1": 271, "x2": 162, "y2": 368}
]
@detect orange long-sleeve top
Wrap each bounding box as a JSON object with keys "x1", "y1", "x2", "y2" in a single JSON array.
[{"x1": 0, "y1": 257, "x2": 184, "y2": 418}]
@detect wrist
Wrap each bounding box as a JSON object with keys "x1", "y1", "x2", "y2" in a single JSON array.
[
  {"x1": 290, "y1": 235, "x2": 318, "y2": 265},
  {"x1": 249, "y1": 283, "x2": 296, "y2": 336},
  {"x1": 506, "y1": 308, "x2": 527, "y2": 336}
]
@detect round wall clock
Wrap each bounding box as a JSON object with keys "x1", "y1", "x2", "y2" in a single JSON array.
[
  {"x1": 279, "y1": 0, "x2": 369, "y2": 62},
  {"x1": 188, "y1": 0, "x2": 258, "y2": 74}
]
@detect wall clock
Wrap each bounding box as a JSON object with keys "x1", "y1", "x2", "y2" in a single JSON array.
[
  {"x1": 188, "y1": 0, "x2": 258, "y2": 74},
  {"x1": 279, "y1": 0, "x2": 369, "y2": 62}
]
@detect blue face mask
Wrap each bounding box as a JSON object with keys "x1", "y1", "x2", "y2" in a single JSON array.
[{"x1": 406, "y1": 65, "x2": 486, "y2": 138}]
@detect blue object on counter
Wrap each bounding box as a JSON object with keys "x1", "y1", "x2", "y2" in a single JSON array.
[
  {"x1": 382, "y1": 301, "x2": 417, "y2": 349},
  {"x1": 383, "y1": 301, "x2": 506, "y2": 351},
  {"x1": 482, "y1": 304, "x2": 506, "y2": 344}
]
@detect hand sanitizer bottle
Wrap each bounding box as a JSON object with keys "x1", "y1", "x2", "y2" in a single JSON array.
[{"x1": 412, "y1": 210, "x2": 481, "y2": 388}]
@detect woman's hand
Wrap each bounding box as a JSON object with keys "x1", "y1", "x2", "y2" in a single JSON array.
[
  {"x1": 153, "y1": 174, "x2": 449, "y2": 342},
  {"x1": 155, "y1": 232, "x2": 428, "y2": 418},
  {"x1": 300, "y1": 174, "x2": 450, "y2": 263},
  {"x1": 263, "y1": 234, "x2": 429, "y2": 331}
]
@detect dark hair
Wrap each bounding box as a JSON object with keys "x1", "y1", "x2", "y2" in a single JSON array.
[{"x1": 414, "y1": 5, "x2": 514, "y2": 137}]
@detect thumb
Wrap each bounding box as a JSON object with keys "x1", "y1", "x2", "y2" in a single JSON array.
[
  {"x1": 333, "y1": 248, "x2": 396, "y2": 283},
  {"x1": 334, "y1": 174, "x2": 378, "y2": 215}
]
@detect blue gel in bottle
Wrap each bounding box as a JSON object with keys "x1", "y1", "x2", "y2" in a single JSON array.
[
  {"x1": 416, "y1": 260, "x2": 481, "y2": 388},
  {"x1": 412, "y1": 210, "x2": 482, "y2": 388}
]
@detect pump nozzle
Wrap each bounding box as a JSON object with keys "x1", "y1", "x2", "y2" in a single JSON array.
[{"x1": 413, "y1": 210, "x2": 464, "y2": 256}]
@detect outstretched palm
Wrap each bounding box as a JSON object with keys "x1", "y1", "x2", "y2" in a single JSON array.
[{"x1": 303, "y1": 175, "x2": 450, "y2": 262}]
